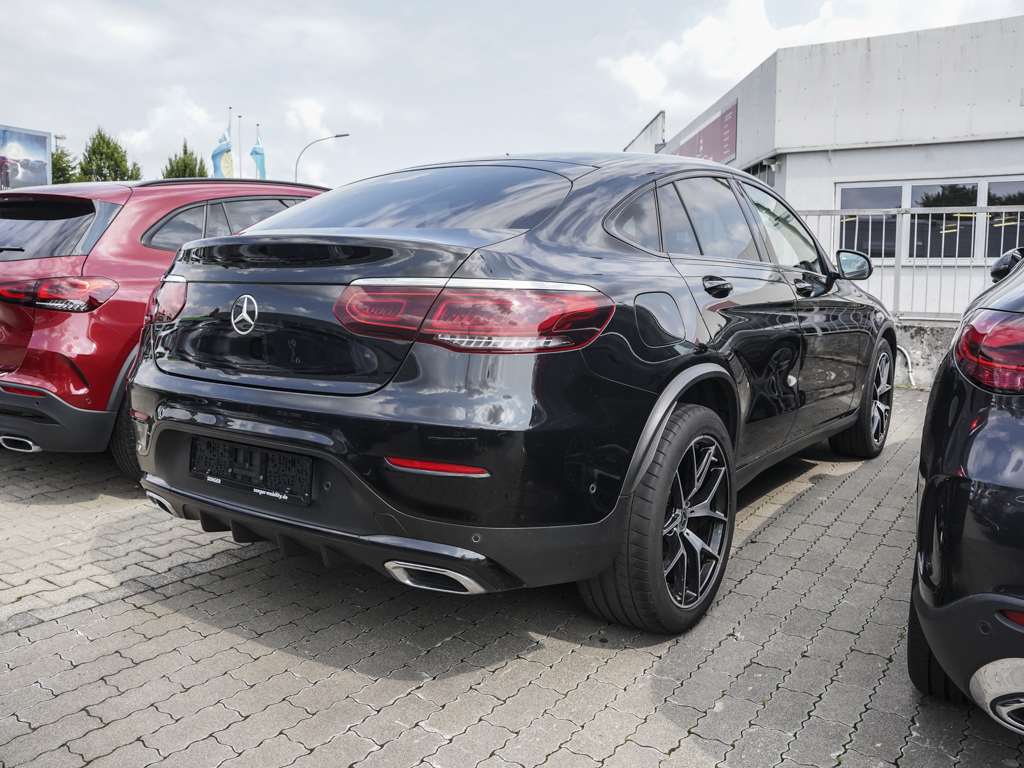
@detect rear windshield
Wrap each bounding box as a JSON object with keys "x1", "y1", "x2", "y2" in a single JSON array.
[
  {"x1": 245, "y1": 165, "x2": 571, "y2": 232},
  {"x1": 0, "y1": 197, "x2": 118, "y2": 261}
]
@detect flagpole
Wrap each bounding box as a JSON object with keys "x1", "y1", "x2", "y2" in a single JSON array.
[{"x1": 237, "y1": 114, "x2": 243, "y2": 178}]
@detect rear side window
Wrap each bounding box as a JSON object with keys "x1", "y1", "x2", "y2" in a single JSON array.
[
  {"x1": 205, "y1": 203, "x2": 232, "y2": 238},
  {"x1": 0, "y1": 197, "x2": 118, "y2": 262},
  {"x1": 657, "y1": 185, "x2": 700, "y2": 254},
  {"x1": 245, "y1": 166, "x2": 571, "y2": 232},
  {"x1": 224, "y1": 199, "x2": 287, "y2": 232},
  {"x1": 675, "y1": 177, "x2": 760, "y2": 262},
  {"x1": 150, "y1": 206, "x2": 204, "y2": 251},
  {"x1": 614, "y1": 190, "x2": 660, "y2": 251}
]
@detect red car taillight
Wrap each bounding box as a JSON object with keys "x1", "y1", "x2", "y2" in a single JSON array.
[
  {"x1": 333, "y1": 283, "x2": 615, "y2": 353},
  {"x1": 0, "y1": 277, "x2": 118, "y2": 312},
  {"x1": 955, "y1": 309, "x2": 1024, "y2": 391},
  {"x1": 145, "y1": 280, "x2": 187, "y2": 324}
]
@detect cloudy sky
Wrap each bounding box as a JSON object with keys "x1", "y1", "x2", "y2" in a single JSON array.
[{"x1": 6, "y1": 0, "x2": 1024, "y2": 187}]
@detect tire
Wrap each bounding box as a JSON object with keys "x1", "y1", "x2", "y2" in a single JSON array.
[
  {"x1": 907, "y1": 592, "x2": 969, "y2": 704},
  {"x1": 578, "y1": 404, "x2": 736, "y2": 634},
  {"x1": 110, "y1": 399, "x2": 143, "y2": 483},
  {"x1": 829, "y1": 338, "x2": 894, "y2": 459}
]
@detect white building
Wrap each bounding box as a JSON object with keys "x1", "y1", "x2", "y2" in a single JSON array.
[{"x1": 633, "y1": 16, "x2": 1024, "y2": 322}]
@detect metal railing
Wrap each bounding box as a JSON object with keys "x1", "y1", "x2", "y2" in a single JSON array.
[{"x1": 798, "y1": 206, "x2": 1024, "y2": 320}]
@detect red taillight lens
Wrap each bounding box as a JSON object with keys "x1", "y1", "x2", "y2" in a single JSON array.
[
  {"x1": 1003, "y1": 610, "x2": 1024, "y2": 627},
  {"x1": 419, "y1": 289, "x2": 615, "y2": 352},
  {"x1": 334, "y1": 283, "x2": 615, "y2": 353},
  {"x1": 955, "y1": 309, "x2": 1024, "y2": 391},
  {"x1": 0, "y1": 277, "x2": 118, "y2": 312},
  {"x1": 145, "y1": 281, "x2": 187, "y2": 324},
  {"x1": 385, "y1": 457, "x2": 489, "y2": 476},
  {"x1": 333, "y1": 285, "x2": 443, "y2": 341}
]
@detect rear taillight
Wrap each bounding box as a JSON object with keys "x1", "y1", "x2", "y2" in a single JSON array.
[
  {"x1": 0, "y1": 277, "x2": 118, "y2": 312},
  {"x1": 333, "y1": 282, "x2": 615, "y2": 353},
  {"x1": 955, "y1": 309, "x2": 1024, "y2": 391},
  {"x1": 145, "y1": 280, "x2": 187, "y2": 324},
  {"x1": 333, "y1": 285, "x2": 442, "y2": 341},
  {"x1": 1003, "y1": 610, "x2": 1024, "y2": 627}
]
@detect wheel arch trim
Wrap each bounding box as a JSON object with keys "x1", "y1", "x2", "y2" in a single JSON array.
[{"x1": 622, "y1": 362, "x2": 739, "y2": 496}]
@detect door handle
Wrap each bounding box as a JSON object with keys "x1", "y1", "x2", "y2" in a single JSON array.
[
  {"x1": 702, "y1": 276, "x2": 733, "y2": 298},
  {"x1": 793, "y1": 278, "x2": 815, "y2": 297}
]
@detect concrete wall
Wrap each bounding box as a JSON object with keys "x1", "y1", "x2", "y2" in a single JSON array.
[{"x1": 893, "y1": 321, "x2": 956, "y2": 388}]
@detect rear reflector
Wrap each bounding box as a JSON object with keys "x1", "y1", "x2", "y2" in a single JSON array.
[
  {"x1": 956, "y1": 309, "x2": 1024, "y2": 391},
  {"x1": 385, "y1": 457, "x2": 489, "y2": 476},
  {"x1": 334, "y1": 284, "x2": 614, "y2": 353},
  {"x1": 145, "y1": 280, "x2": 187, "y2": 324},
  {"x1": 1003, "y1": 610, "x2": 1024, "y2": 627},
  {"x1": 0, "y1": 277, "x2": 118, "y2": 312},
  {"x1": 1, "y1": 386, "x2": 40, "y2": 397}
]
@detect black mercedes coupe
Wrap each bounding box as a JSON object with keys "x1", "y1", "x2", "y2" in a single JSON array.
[
  {"x1": 910, "y1": 248, "x2": 1024, "y2": 735},
  {"x1": 129, "y1": 153, "x2": 895, "y2": 633}
]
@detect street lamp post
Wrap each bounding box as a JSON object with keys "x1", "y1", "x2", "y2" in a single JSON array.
[{"x1": 294, "y1": 134, "x2": 349, "y2": 182}]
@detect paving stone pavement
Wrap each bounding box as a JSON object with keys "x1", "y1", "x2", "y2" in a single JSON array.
[{"x1": 1, "y1": 388, "x2": 1021, "y2": 767}]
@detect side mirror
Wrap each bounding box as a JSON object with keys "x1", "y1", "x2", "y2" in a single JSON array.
[
  {"x1": 991, "y1": 248, "x2": 1024, "y2": 283},
  {"x1": 835, "y1": 249, "x2": 872, "y2": 281}
]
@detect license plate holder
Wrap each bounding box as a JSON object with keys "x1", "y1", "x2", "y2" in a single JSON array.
[{"x1": 189, "y1": 436, "x2": 313, "y2": 506}]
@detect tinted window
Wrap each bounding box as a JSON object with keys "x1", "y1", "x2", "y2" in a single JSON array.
[
  {"x1": 245, "y1": 166, "x2": 571, "y2": 232},
  {"x1": 675, "y1": 177, "x2": 759, "y2": 261},
  {"x1": 150, "y1": 206, "x2": 204, "y2": 251},
  {"x1": 744, "y1": 184, "x2": 823, "y2": 274},
  {"x1": 840, "y1": 186, "x2": 902, "y2": 209},
  {"x1": 205, "y1": 203, "x2": 231, "y2": 237},
  {"x1": 614, "y1": 190, "x2": 660, "y2": 251},
  {"x1": 657, "y1": 185, "x2": 700, "y2": 254},
  {"x1": 224, "y1": 199, "x2": 288, "y2": 233},
  {"x1": 0, "y1": 198, "x2": 95, "y2": 261}
]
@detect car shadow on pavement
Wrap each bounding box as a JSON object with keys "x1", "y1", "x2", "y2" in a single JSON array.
[{"x1": 0, "y1": 449, "x2": 147, "y2": 505}]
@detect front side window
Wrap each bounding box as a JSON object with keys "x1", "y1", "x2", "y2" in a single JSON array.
[
  {"x1": 246, "y1": 166, "x2": 571, "y2": 232},
  {"x1": 744, "y1": 184, "x2": 823, "y2": 274},
  {"x1": 614, "y1": 189, "x2": 660, "y2": 251},
  {"x1": 675, "y1": 177, "x2": 759, "y2": 261},
  {"x1": 150, "y1": 206, "x2": 205, "y2": 251}
]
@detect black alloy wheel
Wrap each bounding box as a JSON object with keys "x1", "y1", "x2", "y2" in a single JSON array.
[
  {"x1": 663, "y1": 435, "x2": 730, "y2": 609},
  {"x1": 578, "y1": 404, "x2": 736, "y2": 634},
  {"x1": 830, "y1": 339, "x2": 895, "y2": 459},
  {"x1": 870, "y1": 349, "x2": 894, "y2": 445}
]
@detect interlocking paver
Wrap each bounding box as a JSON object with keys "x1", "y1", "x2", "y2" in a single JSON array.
[{"x1": 2, "y1": 390, "x2": 1016, "y2": 768}]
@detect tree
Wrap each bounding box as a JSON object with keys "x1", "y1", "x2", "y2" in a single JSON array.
[
  {"x1": 76, "y1": 128, "x2": 143, "y2": 182},
  {"x1": 51, "y1": 145, "x2": 77, "y2": 184},
  {"x1": 161, "y1": 140, "x2": 208, "y2": 178}
]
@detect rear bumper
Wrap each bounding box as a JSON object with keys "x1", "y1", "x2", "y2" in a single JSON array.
[
  {"x1": 0, "y1": 385, "x2": 116, "y2": 452},
  {"x1": 140, "y1": 471, "x2": 624, "y2": 591},
  {"x1": 914, "y1": 588, "x2": 1024, "y2": 711}
]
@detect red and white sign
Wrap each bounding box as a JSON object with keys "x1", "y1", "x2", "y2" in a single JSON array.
[{"x1": 673, "y1": 102, "x2": 737, "y2": 164}]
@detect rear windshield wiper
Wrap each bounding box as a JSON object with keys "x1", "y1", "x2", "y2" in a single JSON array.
[{"x1": 0, "y1": 246, "x2": 25, "y2": 252}]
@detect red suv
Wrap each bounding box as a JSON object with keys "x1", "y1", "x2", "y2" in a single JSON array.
[{"x1": 0, "y1": 178, "x2": 324, "y2": 477}]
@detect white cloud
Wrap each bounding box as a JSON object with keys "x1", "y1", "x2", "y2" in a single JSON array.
[{"x1": 600, "y1": 0, "x2": 1024, "y2": 131}]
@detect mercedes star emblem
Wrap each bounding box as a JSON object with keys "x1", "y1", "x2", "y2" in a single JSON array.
[{"x1": 230, "y1": 294, "x2": 258, "y2": 335}]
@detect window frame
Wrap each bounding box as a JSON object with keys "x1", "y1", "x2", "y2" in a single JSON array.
[{"x1": 141, "y1": 195, "x2": 302, "y2": 251}]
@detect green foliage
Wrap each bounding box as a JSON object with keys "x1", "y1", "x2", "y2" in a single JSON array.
[
  {"x1": 161, "y1": 140, "x2": 209, "y2": 179},
  {"x1": 50, "y1": 145, "x2": 76, "y2": 185},
  {"x1": 916, "y1": 184, "x2": 977, "y2": 208},
  {"x1": 76, "y1": 128, "x2": 142, "y2": 182},
  {"x1": 989, "y1": 190, "x2": 1024, "y2": 206}
]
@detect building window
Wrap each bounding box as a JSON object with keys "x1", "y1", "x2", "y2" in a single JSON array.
[
  {"x1": 743, "y1": 161, "x2": 775, "y2": 187},
  {"x1": 839, "y1": 186, "x2": 900, "y2": 258},
  {"x1": 988, "y1": 181, "x2": 1024, "y2": 258},
  {"x1": 910, "y1": 183, "x2": 978, "y2": 258}
]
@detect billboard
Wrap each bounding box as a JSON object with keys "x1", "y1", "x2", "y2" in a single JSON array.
[
  {"x1": 0, "y1": 125, "x2": 51, "y2": 190},
  {"x1": 673, "y1": 101, "x2": 737, "y2": 164}
]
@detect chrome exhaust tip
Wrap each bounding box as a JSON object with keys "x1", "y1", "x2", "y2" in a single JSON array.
[
  {"x1": 384, "y1": 561, "x2": 487, "y2": 595},
  {"x1": 970, "y1": 658, "x2": 1024, "y2": 735},
  {"x1": 146, "y1": 492, "x2": 175, "y2": 516},
  {"x1": 0, "y1": 435, "x2": 41, "y2": 453}
]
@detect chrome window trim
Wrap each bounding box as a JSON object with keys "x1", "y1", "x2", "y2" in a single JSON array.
[{"x1": 350, "y1": 277, "x2": 598, "y2": 292}]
